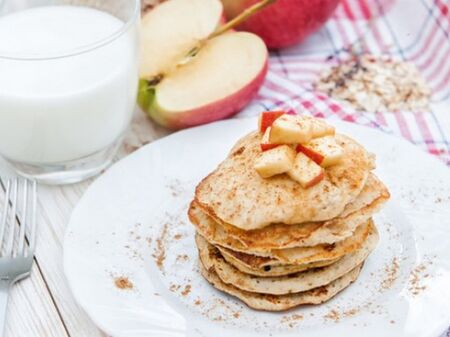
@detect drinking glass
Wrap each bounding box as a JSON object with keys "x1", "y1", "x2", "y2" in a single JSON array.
[{"x1": 0, "y1": 0, "x2": 140, "y2": 184}]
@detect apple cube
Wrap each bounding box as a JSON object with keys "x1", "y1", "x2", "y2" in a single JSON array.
[
  {"x1": 307, "y1": 136, "x2": 344, "y2": 167},
  {"x1": 269, "y1": 115, "x2": 313, "y2": 144},
  {"x1": 258, "y1": 111, "x2": 285, "y2": 133},
  {"x1": 260, "y1": 127, "x2": 279, "y2": 151},
  {"x1": 288, "y1": 153, "x2": 325, "y2": 188},
  {"x1": 310, "y1": 118, "x2": 335, "y2": 138},
  {"x1": 296, "y1": 144, "x2": 324, "y2": 165},
  {"x1": 254, "y1": 145, "x2": 295, "y2": 178}
]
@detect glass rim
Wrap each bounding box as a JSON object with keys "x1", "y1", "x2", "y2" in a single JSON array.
[{"x1": 0, "y1": 0, "x2": 140, "y2": 61}]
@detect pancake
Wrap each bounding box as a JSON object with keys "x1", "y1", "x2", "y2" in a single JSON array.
[
  {"x1": 218, "y1": 246, "x2": 340, "y2": 277},
  {"x1": 199, "y1": 261, "x2": 363, "y2": 311},
  {"x1": 192, "y1": 173, "x2": 389, "y2": 250},
  {"x1": 269, "y1": 219, "x2": 371, "y2": 265},
  {"x1": 196, "y1": 222, "x2": 377, "y2": 294},
  {"x1": 195, "y1": 131, "x2": 373, "y2": 230},
  {"x1": 189, "y1": 186, "x2": 387, "y2": 255}
]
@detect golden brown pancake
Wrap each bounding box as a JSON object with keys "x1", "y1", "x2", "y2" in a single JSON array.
[
  {"x1": 192, "y1": 174, "x2": 389, "y2": 250},
  {"x1": 197, "y1": 223, "x2": 377, "y2": 294},
  {"x1": 199, "y1": 261, "x2": 363, "y2": 311},
  {"x1": 195, "y1": 131, "x2": 373, "y2": 230},
  {"x1": 218, "y1": 245, "x2": 340, "y2": 277},
  {"x1": 269, "y1": 219, "x2": 371, "y2": 264},
  {"x1": 189, "y1": 187, "x2": 388, "y2": 257}
]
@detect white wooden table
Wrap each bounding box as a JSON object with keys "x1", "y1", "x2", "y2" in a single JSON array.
[{"x1": 0, "y1": 111, "x2": 168, "y2": 337}]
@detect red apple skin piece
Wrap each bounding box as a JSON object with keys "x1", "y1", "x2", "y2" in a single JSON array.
[
  {"x1": 260, "y1": 143, "x2": 279, "y2": 151},
  {"x1": 259, "y1": 111, "x2": 285, "y2": 133},
  {"x1": 146, "y1": 60, "x2": 268, "y2": 130},
  {"x1": 296, "y1": 144, "x2": 324, "y2": 165},
  {"x1": 305, "y1": 170, "x2": 325, "y2": 188},
  {"x1": 260, "y1": 126, "x2": 279, "y2": 151},
  {"x1": 221, "y1": 0, "x2": 341, "y2": 49}
]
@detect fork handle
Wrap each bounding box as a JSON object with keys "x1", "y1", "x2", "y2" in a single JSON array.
[{"x1": 0, "y1": 280, "x2": 10, "y2": 337}]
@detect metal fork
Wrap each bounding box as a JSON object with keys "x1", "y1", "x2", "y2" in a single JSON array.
[{"x1": 0, "y1": 178, "x2": 37, "y2": 336}]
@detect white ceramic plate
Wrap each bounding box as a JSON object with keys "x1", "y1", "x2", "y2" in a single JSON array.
[{"x1": 64, "y1": 118, "x2": 450, "y2": 337}]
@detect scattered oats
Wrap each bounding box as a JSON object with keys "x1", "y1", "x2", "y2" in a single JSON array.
[{"x1": 315, "y1": 55, "x2": 431, "y2": 113}]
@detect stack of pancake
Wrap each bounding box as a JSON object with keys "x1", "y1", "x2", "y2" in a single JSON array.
[{"x1": 189, "y1": 116, "x2": 390, "y2": 311}]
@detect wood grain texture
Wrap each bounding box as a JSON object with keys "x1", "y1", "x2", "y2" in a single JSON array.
[{"x1": 0, "y1": 110, "x2": 168, "y2": 337}]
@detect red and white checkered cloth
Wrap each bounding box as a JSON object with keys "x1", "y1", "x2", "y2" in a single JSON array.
[
  {"x1": 237, "y1": 1, "x2": 450, "y2": 335},
  {"x1": 238, "y1": 0, "x2": 450, "y2": 169}
]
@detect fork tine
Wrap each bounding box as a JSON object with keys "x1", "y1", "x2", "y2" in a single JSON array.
[
  {"x1": 17, "y1": 179, "x2": 28, "y2": 256},
  {"x1": 5, "y1": 178, "x2": 18, "y2": 257},
  {"x1": 28, "y1": 180, "x2": 37, "y2": 255},
  {"x1": 0, "y1": 180, "x2": 11, "y2": 254}
]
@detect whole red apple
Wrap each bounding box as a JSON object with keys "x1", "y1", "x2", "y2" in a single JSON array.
[{"x1": 221, "y1": 0, "x2": 341, "y2": 49}]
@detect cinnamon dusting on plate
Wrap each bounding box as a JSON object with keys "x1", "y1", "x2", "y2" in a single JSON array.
[
  {"x1": 152, "y1": 223, "x2": 169, "y2": 272},
  {"x1": 114, "y1": 276, "x2": 133, "y2": 290},
  {"x1": 380, "y1": 257, "x2": 399, "y2": 290}
]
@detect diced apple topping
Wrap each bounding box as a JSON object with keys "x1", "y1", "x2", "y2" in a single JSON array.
[
  {"x1": 296, "y1": 144, "x2": 324, "y2": 165},
  {"x1": 269, "y1": 114, "x2": 313, "y2": 144},
  {"x1": 258, "y1": 111, "x2": 285, "y2": 133},
  {"x1": 307, "y1": 136, "x2": 344, "y2": 167},
  {"x1": 310, "y1": 118, "x2": 335, "y2": 138},
  {"x1": 288, "y1": 153, "x2": 324, "y2": 188},
  {"x1": 260, "y1": 127, "x2": 279, "y2": 151},
  {"x1": 254, "y1": 145, "x2": 295, "y2": 178}
]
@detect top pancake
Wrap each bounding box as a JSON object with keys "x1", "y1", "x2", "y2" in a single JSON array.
[{"x1": 195, "y1": 131, "x2": 374, "y2": 230}]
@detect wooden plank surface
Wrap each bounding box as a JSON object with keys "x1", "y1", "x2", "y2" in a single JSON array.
[{"x1": 0, "y1": 110, "x2": 167, "y2": 337}]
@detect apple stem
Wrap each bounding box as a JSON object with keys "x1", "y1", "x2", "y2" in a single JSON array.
[{"x1": 209, "y1": 0, "x2": 276, "y2": 39}]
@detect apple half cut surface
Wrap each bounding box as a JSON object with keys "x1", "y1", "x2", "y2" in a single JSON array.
[{"x1": 138, "y1": 0, "x2": 268, "y2": 129}]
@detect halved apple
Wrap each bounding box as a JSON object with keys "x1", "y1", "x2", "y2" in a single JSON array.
[
  {"x1": 258, "y1": 111, "x2": 285, "y2": 133},
  {"x1": 288, "y1": 153, "x2": 324, "y2": 188},
  {"x1": 254, "y1": 145, "x2": 295, "y2": 178},
  {"x1": 269, "y1": 115, "x2": 313, "y2": 144},
  {"x1": 307, "y1": 136, "x2": 344, "y2": 167},
  {"x1": 260, "y1": 127, "x2": 279, "y2": 151},
  {"x1": 140, "y1": 0, "x2": 223, "y2": 79},
  {"x1": 138, "y1": 0, "x2": 269, "y2": 129}
]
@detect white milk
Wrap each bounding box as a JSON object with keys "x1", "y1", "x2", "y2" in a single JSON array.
[{"x1": 0, "y1": 5, "x2": 138, "y2": 164}]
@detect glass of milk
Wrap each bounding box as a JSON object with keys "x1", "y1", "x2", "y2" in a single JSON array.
[{"x1": 0, "y1": 0, "x2": 140, "y2": 184}]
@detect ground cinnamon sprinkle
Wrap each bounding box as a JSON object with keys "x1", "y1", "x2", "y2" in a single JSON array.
[
  {"x1": 380, "y1": 257, "x2": 399, "y2": 290},
  {"x1": 324, "y1": 309, "x2": 340, "y2": 322},
  {"x1": 114, "y1": 276, "x2": 133, "y2": 290},
  {"x1": 343, "y1": 308, "x2": 359, "y2": 317},
  {"x1": 173, "y1": 233, "x2": 183, "y2": 240},
  {"x1": 408, "y1": 263, "x2": 428, "y2": 296},
  {"x1": 152, "y1": 223, "x2": 169, "y2": 271},
  {"x1": 281, "y1": 313, "x2": 304, "y2": 328},
  {"x1": 181, "y1": 284, "x2": 192, "y2": 297},
  {"x1": 176, "y1": 254, "x2": 189, "y2": 263},
  {"x1": 170, "y1": 284, "x2": 181, "y2": 292}
]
